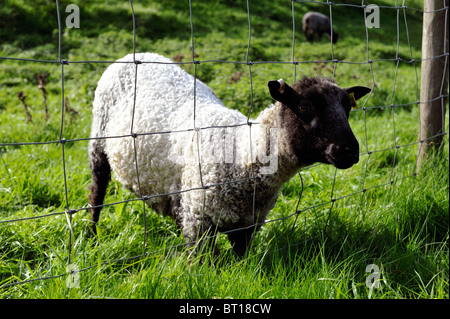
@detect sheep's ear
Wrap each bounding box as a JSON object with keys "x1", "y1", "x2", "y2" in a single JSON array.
[
  {"x1": 345, "y1": 86, "x2": 371, "y2": 108},
  {"x1": 268, "y1": 79, "x2": 299, "y2": 105},
  {"x1": 346, "y1": 86, "x2": 371, "y2": 101}
]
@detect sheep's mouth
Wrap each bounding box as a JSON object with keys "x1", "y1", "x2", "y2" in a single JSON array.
[
  {"x1": 324, "y1": 145, "x2": 359, "y2": 169},
  {"x1": 324, "y1": 153, "x2": 359, "y2": 169}
]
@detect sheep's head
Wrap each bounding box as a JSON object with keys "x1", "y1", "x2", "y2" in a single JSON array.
[{"x1": 268, "y1": 77, "x2": 371, "y2": 169}]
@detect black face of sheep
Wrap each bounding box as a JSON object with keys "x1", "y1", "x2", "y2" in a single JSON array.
[{"x1": 268, "y1": 77, "x2": 371, "y2": 169}]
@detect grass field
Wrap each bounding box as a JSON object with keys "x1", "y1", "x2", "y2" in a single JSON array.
[{"x1": 0, "y1": 0, "x2": 448, "y2": 299}]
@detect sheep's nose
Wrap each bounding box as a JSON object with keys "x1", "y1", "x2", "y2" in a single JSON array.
[
  {"x1": 334, "y1": 139, "x2": 359, "y2": 165},
  {"x1": 345, "y1": 146, "x2": 360, "y2": 163},
  {"x1": 342, "y1": 142, "x2": 360, "y2": 163}
]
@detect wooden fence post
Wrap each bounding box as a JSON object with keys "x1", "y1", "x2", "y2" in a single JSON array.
[{"x1": 417, "y1": 0, "x2": 449, "y2": 172}]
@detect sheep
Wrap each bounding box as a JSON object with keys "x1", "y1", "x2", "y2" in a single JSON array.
[
  {"x1": 302, "y1": 12, "x2": 339, "y2": 44},
  {"x1": 88, "y1": 52, "x2": 371, "y2": 256}
]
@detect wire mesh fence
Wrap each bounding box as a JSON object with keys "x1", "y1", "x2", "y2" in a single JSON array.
[{"x1": 0, "y1": 0, "x2": 448, "y2": 292}]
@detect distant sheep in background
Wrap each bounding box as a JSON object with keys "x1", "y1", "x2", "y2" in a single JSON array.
[
  {"x1": 88, "y1": 53, "x2": 370, "y2": 256},
  {"x1": 302, "y1": 11, "x2": 339, "y2": 44}
]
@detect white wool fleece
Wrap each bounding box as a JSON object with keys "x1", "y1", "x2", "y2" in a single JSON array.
[{"x1": 91, "y1": 53, "x2": 294, "y2": 241}]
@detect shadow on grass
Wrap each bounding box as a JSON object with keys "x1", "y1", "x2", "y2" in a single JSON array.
[{"x1": 254, "y1": 154, "x2": 448, "y2": 296}]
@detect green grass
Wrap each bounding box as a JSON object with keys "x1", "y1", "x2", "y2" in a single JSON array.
[{"x1": 0, "y1": 0, "x2": 448, "y2": 299}]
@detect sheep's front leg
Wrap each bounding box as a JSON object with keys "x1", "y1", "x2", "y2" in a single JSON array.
[
  {"x1": 306, "y1": 30, "x2": 314, "y2": 43},
  {"x1": 227, "y1": 227, "x2": 258, "y2": 257},
  {"x1": 317, "y1": 31, "x2": 323, "y2": 42},
  {"x1": 183, "y1": 219, "x2": 220, "y2": 258}
]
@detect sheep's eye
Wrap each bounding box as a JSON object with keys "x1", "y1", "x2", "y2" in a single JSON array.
[{"x1": 299, "y1": 104, "x2": 311, "y2": 113}]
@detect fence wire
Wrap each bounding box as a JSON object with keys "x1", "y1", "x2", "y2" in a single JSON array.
[{"x1": 0, "y1": 0, "x2": 448, "y2": 291}]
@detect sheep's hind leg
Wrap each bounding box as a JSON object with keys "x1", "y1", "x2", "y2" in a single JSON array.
[{"x1": 88, "y1": 142, "x2": 111, "y2": 235}]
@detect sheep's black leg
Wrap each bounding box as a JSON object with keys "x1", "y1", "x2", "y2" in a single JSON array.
[
  {"x1": 303, "y1": 29, "x2": 308, "y2": 42},
  {"x1": 305, "y1": 29, "x2": 314, "y2": 43},
  {"x1": 318, "y1": 32, "x2": 323, "y2": 42},
  {"x1": 228, "y1": 227, "x2": 257, "y2": 257},
  {"x1": 88, "y1": 143, "x2": 111, "y2": 235}
]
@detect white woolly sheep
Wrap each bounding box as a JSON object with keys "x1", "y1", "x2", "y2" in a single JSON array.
[
  {"x1": 302, "y1": 11, "x2": 338, "y2": 44},
  {"x1": 88, "y1": 52, "x2": 370, "y2": 256}
]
